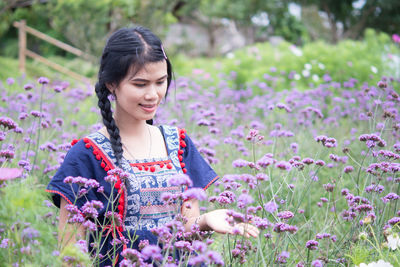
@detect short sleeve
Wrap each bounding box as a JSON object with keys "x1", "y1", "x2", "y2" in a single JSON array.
[
  {"x1": 46, "y1": 140, "x2": 108, "y2": 209},
  {"x1": 182, "y1": 133, "x2": 219, "y2": 190}
]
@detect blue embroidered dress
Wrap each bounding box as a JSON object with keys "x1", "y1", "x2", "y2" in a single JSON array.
[{"x1": 46, "y1": 125, "x2": 219, "y2": 266}]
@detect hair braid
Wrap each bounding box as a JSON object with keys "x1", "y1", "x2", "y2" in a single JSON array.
[{"x1": 95, "y1": 82, "x2": 124, "y2": 165}]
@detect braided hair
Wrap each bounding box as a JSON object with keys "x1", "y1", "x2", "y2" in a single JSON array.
[{"x1": 95, "y1": 27, "x2": 173, "y2": 166}]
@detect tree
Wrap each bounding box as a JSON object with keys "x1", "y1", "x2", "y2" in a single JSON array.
[{"x1": 296, "y1": 0, "x2": 400, "y2": 43}]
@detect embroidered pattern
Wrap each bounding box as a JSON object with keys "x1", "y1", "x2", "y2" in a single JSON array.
[{"x1": 86, "y1": 126, "x2": 185, "y2": 232}]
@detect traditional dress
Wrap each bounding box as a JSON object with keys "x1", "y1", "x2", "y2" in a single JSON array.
[{"x1": 46, "y1": 125, "x2": 219, "y2": 266}]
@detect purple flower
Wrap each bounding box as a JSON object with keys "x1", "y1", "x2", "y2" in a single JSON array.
[
  {"x1": 257, "y1": 155, "x2": 276, "y2": 168},
  {"x1": 168, "y1": 173, "x2": 193, "y2": 187},
  {"x1": 81, "y1": 200, "x2": 103, "y2": 219},
  {"x1": 0, "y1": 238, "x2": 9, "y2": 248},
  {"x1": 264, "y1": 201, "x2": 278, "y2": 213},
  {"x1": 83, "y1": 220, "x2": 97, "y2": 231},
  {"x1": 275, "y1": 161, "x2": 292, "y2": 171},
  {"x1": 21, "y1": 227, "x2": 40, "y2": 240},
  {"x1": 206, "y1": 251, "x2": 224, "y2": 266},
  {"x1": 365, "y1": 184, "x2": 384, "y2": 193},
  {"x1": 344, "y1": 165, "x2": 354, "y2": 173},
  {"x1": 277, "y1": 211, "x2": 294, "y2": 220},
  {"x1": 37, "y1": 77, "x2": 50, "y2": 84},
  {"x1": 355, "y1": 204, "x2": 373, "y2": 212},
  {"x1": 182, "y1": 188, "x2": 207, "y2": 201},
  {"x1": 189, "y1": 255, "x2": 207, "y2": 266},
  {"x1": 323, "y1": 183, "x2": 335, "y2": 192},
  {"x1": 141, "y1": 245, "x2": 162, "y2": 261},
  {"x1": 302, "y1": 158, "x2": 314, "y2": 165},
  {"x1": 237, "y1": 193, "x2": 253, "y2": 209},
  {"x1": 232, "y1": 159, "x2": 250, "y2": 168},
  {"x1": 0, "y1": 117, "x2": 18, "y2": 130},
  {"x1": 315, "y1": 135, "x2": 337, "y2": 148},
  {"x1": 388, "y1": 217, "x2": 400, "y2": 225},
  {"x1": 216, "y1": 191, "x2": 236, "y2": 205},
  {"x1": 290, "y1": 143, "x2": 299, "y2": 153},
  {"x1": 192, "y1": 240, "x2": 207, "y2": 253},
  {"x1": 30, "y1": 110, "x2": 42, "y2": 118},
  {"x1": 6, "y1": 77, "x2": 16, "y2": 85},
  {"x1": 121, "y1": 248, "x2": 142, "y2": 261},
  {"x1": 381, "y1": 193, "x2": 400, "y2": 204},
  {"x1": 75, "y1": 239, "x2": 88, "y2": 253},
  {"x1": 276, "y1": 251, "x2": 290, "y2": 264},
  {"x1": 311, "y1": 259, "x2": 324, "y2": 267},
  {"x1": 305, "y1": 239, "x2": 319, "y2": 250},
  {"x1": 246, "y1": 129, "x2": 259, "y2": 141},
  {"x1": 273, "y1": 222, "x2": 298, "y2": 233},
  {"x1": 24, "y1": 83, "x2": 34, "y2": 90}
]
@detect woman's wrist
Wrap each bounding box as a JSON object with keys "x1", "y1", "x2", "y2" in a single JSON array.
[{"x1": 195, "y1": 213, "x2": 212, "y2": 231}]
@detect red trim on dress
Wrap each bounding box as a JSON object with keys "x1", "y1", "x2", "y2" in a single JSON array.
[
  {"x1": 129, "y1": 159, "x2": 172, "y2": 172},
  {"x1": 81, "y1": 137, "x2": 127, "y2": 265},
  {"x1": 45, "y1": 189, "x2": 73, "y2": 205},
  {"x1": 203, "y1": 175, "x2": 219, "y2": 191},
  {"x1": 178, "y1": 128, "x2": 187, "y2": 174}
]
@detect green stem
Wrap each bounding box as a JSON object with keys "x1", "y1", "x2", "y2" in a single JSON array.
[{"x1": 32, "y1": 83, "x2": 45, "y2": 170}]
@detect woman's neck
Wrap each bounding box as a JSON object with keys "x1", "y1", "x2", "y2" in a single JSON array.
[{"x1": 114, "y1": 116, "x2": 149, "y2": 140}]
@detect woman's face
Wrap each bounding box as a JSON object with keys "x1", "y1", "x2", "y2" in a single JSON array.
[{"x1": 112, "y1": 60, "x2": 168, "y2": 123}]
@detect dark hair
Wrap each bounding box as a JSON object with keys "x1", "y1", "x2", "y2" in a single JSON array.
[{"x1": 95, "y1": 26, "x2": 172, "y2": 165}]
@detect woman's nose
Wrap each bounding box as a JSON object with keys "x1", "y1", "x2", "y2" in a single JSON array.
[{"x1": 145, "y1": 84, "x2": 157, "y2": 100}]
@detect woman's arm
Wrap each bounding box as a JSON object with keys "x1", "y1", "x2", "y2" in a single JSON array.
[
  {"x1": 59, "y1": 198, "x2": 86, "y2": 248},
  {"x1": 181, "y1": 199, "x2": 259, "y2": 238}
]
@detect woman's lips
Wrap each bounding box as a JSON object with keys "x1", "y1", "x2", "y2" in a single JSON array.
[{"x1": 140, "y1": 104, "x2": 157, "y2": 113}]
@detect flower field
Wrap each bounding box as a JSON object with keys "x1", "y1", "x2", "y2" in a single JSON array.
[{"x1": 1, "y1": 40, "x2": 400, "y2": 266}]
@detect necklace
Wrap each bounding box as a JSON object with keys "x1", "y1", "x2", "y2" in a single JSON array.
[{"x1": 122, "y1": 125, "x2": 152, "y2": 160}]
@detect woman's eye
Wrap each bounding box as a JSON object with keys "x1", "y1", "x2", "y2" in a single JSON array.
[
  {"x1": 134, "y1": 83, "x2": 146, "y2": 87},
  {"x1": 156, "y1": 80, "x2": 166, "y2": 85}
]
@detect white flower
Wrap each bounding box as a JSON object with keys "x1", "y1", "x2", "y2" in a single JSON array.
[
  {"x1": 371, "y1": 66, "x2": 378, "y2": 73},
  {"x1": 312, "y1": 74, "x2": 319, "y2": 82},
  {"x1": 357, "y1": 260, "x2": 394, "y2": 267},
  {"x1": 318, "y1": 63, "x2": 325, "y2": 70},
  {"x1": 387, "y1": 233, "x2": 400, "y2": 250},
  {"x1": 302, "y1": 69, "x2": 310, "y2": 77},
  {"x1": 290, "y1": 45, "x2": 303, "y2": 57},
  {"x1": 304, "y1": 63, "x2": 312, "y2": 70},
  {"x1": 294, "y1": 74, "x2": 301, "y2": 80}
]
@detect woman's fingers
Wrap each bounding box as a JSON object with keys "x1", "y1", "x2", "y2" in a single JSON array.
[{"x1": 232, "y1": 223, "x2": 260, "y2": 238}]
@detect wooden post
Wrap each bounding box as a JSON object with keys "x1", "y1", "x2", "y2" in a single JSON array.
[
  {"x1": 18, "y1": 20, "x2": 27, "y2": 73},
  {"x1": 13, "y1": 20, "x2": 95, "y2": 83}
]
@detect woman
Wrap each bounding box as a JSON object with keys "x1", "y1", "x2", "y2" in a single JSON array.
[{"x1": 47, "y1": 26, "x2": 259, "y2": 266}]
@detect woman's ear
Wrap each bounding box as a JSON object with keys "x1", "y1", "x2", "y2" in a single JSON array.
[{"x1": 105, "y1": 83, "x2": 116, "y2": 94}]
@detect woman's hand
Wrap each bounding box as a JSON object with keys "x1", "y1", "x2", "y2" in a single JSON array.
[{"x1": 203, "y1": 209, "x2": 260, "y2": 238}]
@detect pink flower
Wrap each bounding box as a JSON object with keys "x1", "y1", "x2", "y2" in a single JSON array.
[
  {"x1": 0, "y1": 168, "x2": 23, "y2": 181},
  {"x1": 393, "y1": 33, "x2": 400, "y2": 44}
]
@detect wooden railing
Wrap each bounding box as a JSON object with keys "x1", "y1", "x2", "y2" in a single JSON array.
[{"x1": 13, "y1": 20, "x2": 95, "y2": 82}]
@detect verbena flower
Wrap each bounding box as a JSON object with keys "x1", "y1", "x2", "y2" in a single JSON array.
[
  {"x1": 141, "y1": 245, "x2": 162, "y2": 261},
  {"x1": 305, "y1": 239, "x2": 319, "y2": 250},
  {"x1": 277, "y1": 211, "x2": 294, "y2": 220},
  {"x1": 311, "y1": 259, "x2": 324, "y2": 267},
  {"x1": 181, "y1": 188, "x2": 207, "y2": 201},
  {"x1": 37, "y1": 77, "x2": 50, "y2": 84},
  {"x1": 168, "y1": 173, "x2": 193, "y2": 187}
]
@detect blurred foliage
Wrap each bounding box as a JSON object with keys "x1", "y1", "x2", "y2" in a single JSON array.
[
  {"x1": 1, "y1": 0, "x2": 399, "y2": 60},
  {"x1": 296, "y1": 0, "x2": 400, "y2": 42},
  {"x1": 173, "y1": 29, "x2": 399, "y2": 90},
  {"x1": 1, "y1": 29, "x2": 398, "y2": 91},
  {"x1": 0, "y1": 180, "x2": 61, "y2": 265}
]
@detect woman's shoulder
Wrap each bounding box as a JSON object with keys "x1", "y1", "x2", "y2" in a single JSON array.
[{"x1": 65, "y1": 131, "x2": 109, "y2": 159}]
